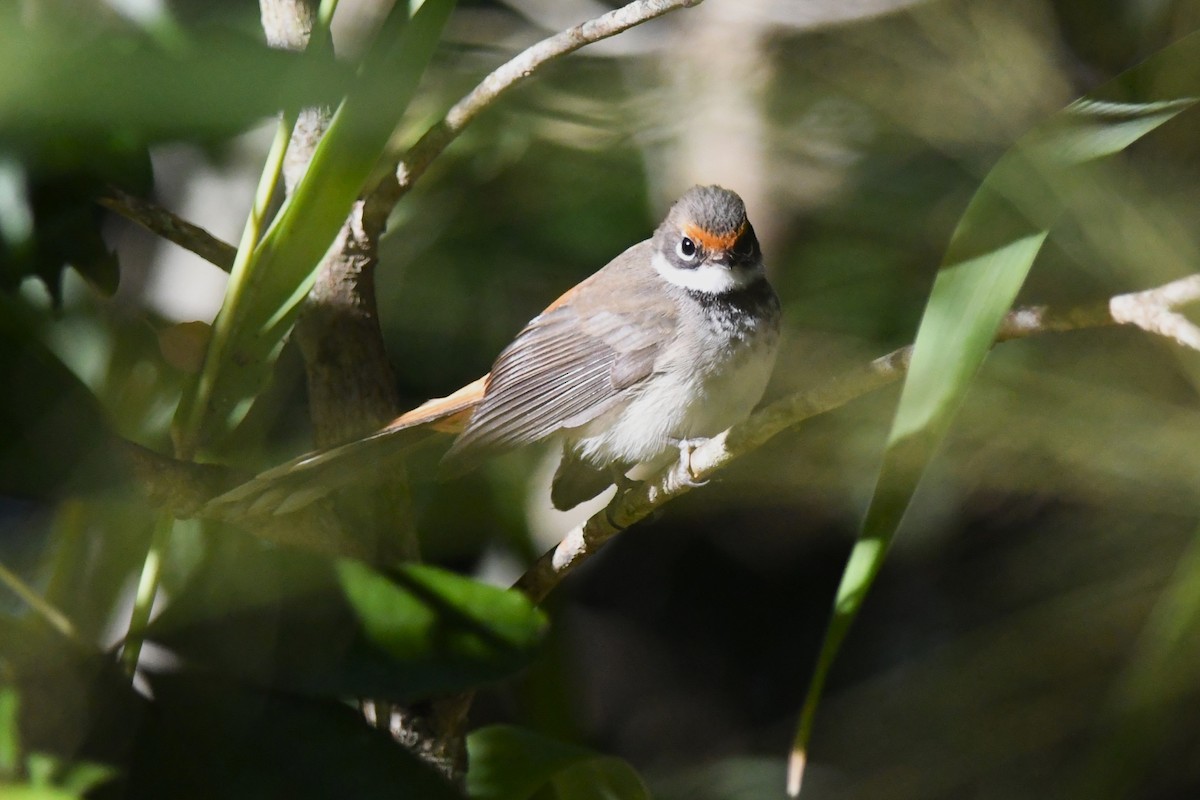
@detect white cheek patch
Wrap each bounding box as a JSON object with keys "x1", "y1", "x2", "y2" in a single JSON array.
[{"x1": 652, "y1": 251, "x2": 762, "y2": 294}]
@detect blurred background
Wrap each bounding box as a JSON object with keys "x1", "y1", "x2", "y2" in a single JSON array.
[{"x1": 7, "y1": 0, "x2": 1200, "y2": 797}]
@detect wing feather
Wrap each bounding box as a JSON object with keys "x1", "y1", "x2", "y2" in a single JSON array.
[{"x1": 441, "y1": 300, "x2": 669, "y2": 473}]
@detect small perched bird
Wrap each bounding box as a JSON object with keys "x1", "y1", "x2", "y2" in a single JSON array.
[{"x1": 212, "y1": 185, "x2": 780, "y2": 515}]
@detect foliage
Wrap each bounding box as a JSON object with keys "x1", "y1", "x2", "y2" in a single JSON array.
[
  {"x1": 790, "y1": 37, "x2": 1200, "y2": 789},
  {"x1": 4, "y1": 0, "x2": 1200, "y2": 799}
]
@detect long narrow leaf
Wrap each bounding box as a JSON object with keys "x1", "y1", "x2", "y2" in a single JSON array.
[
  {"x1": 787, "y1": 31, "x2": 1200, "y2": 796},
  {"x1": 175, "y1": 0, "x2": 457, "y2": 454}
]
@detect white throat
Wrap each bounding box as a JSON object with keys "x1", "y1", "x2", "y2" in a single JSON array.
[{"x1": 652, "y1": 251, "x2": 763, "y2": 294}]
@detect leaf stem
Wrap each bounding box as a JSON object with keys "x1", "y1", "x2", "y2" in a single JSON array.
[
  {"x1": 120, "y1": 513, "x2": 175, "y2": 677},
  {"x1": 176, "y1": 110, "x2": 294, "y2": 459},
  {"x1": 125, "y1": 111, "x2": 295, "y2": 679},
  {"x1": 0, "y1": 560, "x2": 78, "y2": 643}
]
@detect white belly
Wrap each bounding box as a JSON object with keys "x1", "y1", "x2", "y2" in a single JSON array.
[{"x1": 567, "y1": 325, "x2": 778, "y2": 467}]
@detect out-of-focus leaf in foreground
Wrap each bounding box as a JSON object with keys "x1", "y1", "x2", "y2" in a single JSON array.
[
  {"x1": 0, "y1": 17, "x2": 348, "y2": 302},
  {"x1": 0, "y1": 616, "x2": 141, "y2": 778},
  {"x1": 0, "y1": 25, "x2": 350, "y2": 162},
  {"x1": 145, "y1": 544, "x2": 546, "y2": 702},
  {"x1": 0, "y1": 298, "x2": 116, "y2": 499},
  {"x1": 174, "y1": 0, "x2": 457, "y2": 455},
  {"x1": 787, "y1": 30, "x2": 1200, "y2": 796},
  {"x1": 467, "y1": 724, "x2": 650, "y2": 800}
]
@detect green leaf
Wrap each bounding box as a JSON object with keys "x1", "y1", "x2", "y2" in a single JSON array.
[
  {"x1": 0, "y1": 616, "x2": 142, "y2": 778},
  {"x1": 1078, "y1": 525, "x2": 1200, "y2": 795},
  {"x1": 467, "y1": 725, "x2": 650, "y2": 800},
  {"x1": 145, "y1": 545, "x2": 546, "y2": 701},
  {"x1": 0, "y1": 787, "x2": 78, "y2": 800},
  {"x1": 53, "y1": 760, "x2": 119, "y2": 795},
  {"x1": 175, "y1": 0, "x2": 458, "y2": 454},
  {"x1": 0, "y1": 24, "x2": 350, "y2": 157},
  {"x1": 0, "y1": 687, "x2": 19, "y2": 779},
  {"x1": 787, "y1": 30, "x2": 1200, "y2": 795},
  {"x1": 127, "y1": 673, "x2": 461, "y2": 800},
  {"x1": 0, "y1": 13, "x2": 355, "y2": 304},
  {"x1": 0, "y1": 296, "x2": 116, "y2": 499}
]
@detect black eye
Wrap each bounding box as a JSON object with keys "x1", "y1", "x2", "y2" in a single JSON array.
[
  {"x1": 677, "y1": 237, "x2": 697, "y2": 261},
  {"x1": 733, "y1": 236, "x2": 755, "y2": 259}
]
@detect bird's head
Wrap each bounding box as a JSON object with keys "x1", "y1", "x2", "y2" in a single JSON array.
[{"x1": 652, "y1": 185, "x2": 764, "y2": 294}]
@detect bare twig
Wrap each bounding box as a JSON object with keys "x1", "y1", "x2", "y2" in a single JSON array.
[
  {"x1": 1109, "y1": 274, "x2": 1200, "y2": 351},
  {"x1": 514, "y1": 276, "x2": 1200, "y2": 603},
  {"x1": 365, "y1": 0, "x2": 705, "y2": 225},
  {"x1": 99, "y1": 186, "x2": 237, "y2": 271}
]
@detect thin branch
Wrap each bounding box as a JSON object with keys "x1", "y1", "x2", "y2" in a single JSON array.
[
  {"x1": 94, "y1": 3, "x2": 705, "y2": 293},
  {"x1": 365, "y1": 0, "x2": 705, "y2": 223},
  {"x1": 514, "y1": 276, "x2": 1200, "y2": 604},
  {"x1": 0, "y1": 558, "x2": 79, "y2": 642},
  {"x1": 98, "y1": 187, "x2": 237, "y2": 271},
  {"x1": 1109, "y1": 274, "x2": 1200, "y2": 351}
]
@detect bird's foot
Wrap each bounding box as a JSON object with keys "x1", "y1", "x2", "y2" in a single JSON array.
[{"x1": 669, "y1": 438, "x2": 709, "y2": 489}]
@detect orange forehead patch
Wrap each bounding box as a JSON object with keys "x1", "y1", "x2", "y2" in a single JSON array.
[{"x1": 683, "y1": 220, "x2": 746, "y2": 252}]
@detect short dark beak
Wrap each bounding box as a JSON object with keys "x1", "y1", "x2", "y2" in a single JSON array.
[{"x1": 710, "y1": 250, "x2": 732, "y2": 267}]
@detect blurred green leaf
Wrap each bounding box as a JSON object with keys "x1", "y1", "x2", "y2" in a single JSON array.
[
  {"x1": 467, "y1": 725, "x2": 649, "y2": 800},
  {"x1": 146, "y1": 545, "x2": 546, "y2": 701},
  {"x1": 0, "y1": 787, "x2": 77, "y2": 800},
  {"x1": 0, "y1": 161, "x2": 145, "y2": 303},
  {"x1": 1026, "y1": 98, "x2": 1197, "y2": 165},
  {"x1": 0, "y1": 159, "x2": 33, "y2": 248},
  {"x1": 0, "y1": 297, "x2": 116, "y2": 499},
  {"x1": 0, "y1": 687, "x2": 18, "y2": 778},
  {"x1": 789, "y1": 30, "x2": 1200, "y2": 791},
  {"x1": 175, "y1": 0, "x2": 457, "y2": 454},
  {"x1": 0, "y1": 616, "x2": 142, "y2": 775},
  {"x1": 1080, "y1": 525, "x2": 1200, "y2": 795},
  {"x1": 127, "y1": 673, "x2": 460, "y2": 800},
  {"x1": 0, "y1": 25, "x2": 350, "y2": 161},
  {"x1": 50, "y1": 759, "x2": 118, "y2": 795},
  {"x1": 0, "y1": 14, "x2": 355, "y2": 303}
]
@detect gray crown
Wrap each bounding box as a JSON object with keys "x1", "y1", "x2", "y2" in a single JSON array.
[{"x1": 662, "y1": 185, "x2": 748, "y2": 237}]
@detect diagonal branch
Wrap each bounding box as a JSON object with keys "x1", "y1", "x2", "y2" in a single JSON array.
[
  {"x1": 514, "y1": 274, "x2": 1200, "y2": 604},
  {"x1": 118, "y1": 272, "x2": 1200, "y2": 580},
  {"x1": 363, "y1": 0, "x2": 704, "y2": 227},
  {"x1": 1108, "y1": 274, "x2": 1200, "y2": 351},
  {"x1": 98, "y1": 186, "x2": 237, "y2": 271}
]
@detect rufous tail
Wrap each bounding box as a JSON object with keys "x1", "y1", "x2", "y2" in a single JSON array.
[{"x1": 205, "y1": 375, "x2": 487, "y2": 518}]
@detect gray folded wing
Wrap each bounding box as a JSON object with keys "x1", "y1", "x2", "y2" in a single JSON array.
[{"x1": 441, "y1": 303, "x2": 668, "y2": 474}]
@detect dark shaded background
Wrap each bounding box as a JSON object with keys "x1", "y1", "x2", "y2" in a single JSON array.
[{"x1": 7, "y1": 0, "x2": 1200, "y2": 797}]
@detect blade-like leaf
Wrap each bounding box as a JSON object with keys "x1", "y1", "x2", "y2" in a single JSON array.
[
  {"x1": 0, "y1": 25, "x2": 349, "y2": 157},
  {"x1": 1078, "y1": 523, "x2": 1200, "y2": 795},
  {"x1": 174, "y1": 0, "x2": 457, "y2": 454},
  {"x1": 0, "y1": 616, "x2": 143, "y2": 774},
  {"x1": 145, "y1": 545, "x2": 546, "y2": 701},
  {"x1": 467, "y1": 725, "x2": 649, "y2": 800},
  {"x1": 0, "y1": 295, "x2": 116, "y2": 498},
  {"x1": 0, "y1": 787, "x2": 78, "y2": 800},
  {"x1": 0, "y1": 686, "x2": 18, "y2": 778},
  {"x1": 787, "y1": 31, "x2": 1200, "y2": 796}
]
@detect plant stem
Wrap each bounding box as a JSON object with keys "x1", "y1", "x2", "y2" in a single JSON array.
[
  {"x1": 0, "y1": 560, "x2": 78, "y2": 642},
  {"x1": 123, "y1": 112, "x2": 296, "y2": 680},
  {"x1": 176, "y1": 111, "x2": 294, "y2": 460},
  {"x1": 120, "y1": 513, "x2": 175, "y2": 676}
]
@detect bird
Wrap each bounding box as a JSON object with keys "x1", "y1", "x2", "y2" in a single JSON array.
[{"x1": 209, "y1": 185, "x2": 780, "y2": 517}]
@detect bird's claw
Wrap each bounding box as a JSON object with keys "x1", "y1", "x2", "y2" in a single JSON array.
[{"x1": 671, "y1": 438, "x2": 709, "y2": 488}]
